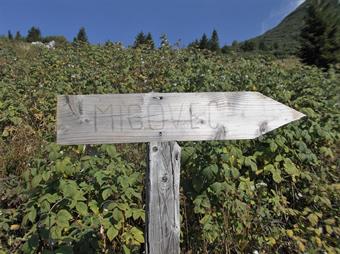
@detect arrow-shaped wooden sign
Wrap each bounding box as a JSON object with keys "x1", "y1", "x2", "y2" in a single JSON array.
[
  {"x1": 57, "y1": 92, "x2": 304, "y2": 145},
  {"x1": 56, "y1": 91, "x2": 305, "y2": 254}
]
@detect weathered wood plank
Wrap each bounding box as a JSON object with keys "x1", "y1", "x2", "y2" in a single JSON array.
[
  {"x1": 146, "y1": 142, "x2": 181, "y2": 254},
  {"x1": 57, "y1": 92, "x2": 305, "y2": 144}
]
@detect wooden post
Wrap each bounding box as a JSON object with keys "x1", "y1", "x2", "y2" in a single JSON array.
[{"x1": 146, "y1": 141, "x2": 181, "y2": 254}]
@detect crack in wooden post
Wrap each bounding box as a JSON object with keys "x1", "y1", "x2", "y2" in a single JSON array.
[{"x1": 146, "y1": 141, "x2": 181, "y2": 254}]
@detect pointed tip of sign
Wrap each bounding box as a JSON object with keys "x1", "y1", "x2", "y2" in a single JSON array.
[
  {"x1": 255, "y1": 92, "x2": 306, "y2": 122},
  {"x1": 293, "y1": 109, "x2": 306, "y2": 121}
]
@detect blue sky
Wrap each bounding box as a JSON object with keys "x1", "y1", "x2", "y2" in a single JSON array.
[{"x1": 0, "y1": 0, "x2": 304, "y2": 46}]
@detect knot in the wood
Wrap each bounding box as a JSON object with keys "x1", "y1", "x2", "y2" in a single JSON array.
[
  {"x1": 161, "y1": 175, "x2": 168, "y2": 182},
  {"x1": 259, "y1": 121, "x2": 268, "y2": 134},
  {"x1": 152, "y1": 146, "x2": 158, "y2": 152}
]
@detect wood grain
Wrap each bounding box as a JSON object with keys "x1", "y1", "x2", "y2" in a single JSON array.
[
  {"x1": 146, "y1": 141, "x2": 181, "y2": 254},
  {"x1": 56, "y1": 92, "x2": 305, "y2": 144}
]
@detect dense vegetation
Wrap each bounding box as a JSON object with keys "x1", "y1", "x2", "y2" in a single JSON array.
[{"x1": 0, "y1": 38, "x2": 339, "y2": 253}]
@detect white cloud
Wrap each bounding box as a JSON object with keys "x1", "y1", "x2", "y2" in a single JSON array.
[{"x1": 294, "y1": 0, "x2": 306, "y2": 8}]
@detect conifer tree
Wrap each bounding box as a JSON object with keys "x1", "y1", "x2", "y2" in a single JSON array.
[
  {"x1": 299, "y1": 0, "x2": 339, "y2": 68},
  {"x1": 320, "y1": 24, "x2": 340, "y2": 66},
  {"x1": 133, "y1": 32, "x2": 146, "y2": 48},
  {"x1": 15, "y1": 31, "x2": 22, "y2": 41},
  {"x1": 7, "y1": 30, "x2": 13, "y2": 40},
  {"x1": 199, "y1": 33, "x2": 209, "y2": 49},
  {"x1": 74, "y1": 27, "x2": 89, "y2": 43},
  {"x1": 160, "y1": 34, "x2": 170, "y2": 49},
  {"x1": 188, "y1": 39, "x2": 200, "y2": 49},
  {"x1": 209, "y1": 29, "x2": 220, "y2": 52},
  {"x1": 26, "y1": 26, "x2": 42, "y2": 42},
  {"x1": 145, "y1": 32, "x2": 155, "y2": 49}
]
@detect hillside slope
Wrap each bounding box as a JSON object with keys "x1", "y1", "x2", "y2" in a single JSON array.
[{"x1": 251, "y1": 0, "x2": 340, "y2": 54}]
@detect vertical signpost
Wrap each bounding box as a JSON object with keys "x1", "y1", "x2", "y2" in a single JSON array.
[{"x1": 57, "y1": 92, "x2": 304, "y2": 254}]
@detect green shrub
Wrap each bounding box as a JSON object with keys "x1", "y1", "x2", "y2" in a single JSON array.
[{"x1": 0, "y1": 41, "x2": 339, "y2": 253}]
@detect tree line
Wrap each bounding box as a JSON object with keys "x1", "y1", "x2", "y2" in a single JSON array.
[
  {"x1": 4, "y1": 0, "x2": 339, "y2": 69},
  {"x1": 6, "y1": 26, "x2": 89, "y2": 45},
  {"x1": 188, "y1": 30, "x2": 220, "y2": 52}
]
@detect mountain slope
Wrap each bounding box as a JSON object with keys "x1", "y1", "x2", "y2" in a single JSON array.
[{"x1": 250, "y1": 0, "x2": 340, "y2": 54}]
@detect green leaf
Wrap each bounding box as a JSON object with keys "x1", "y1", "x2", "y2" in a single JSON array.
[
  {"x1": 42, "y1": 171, "x2": 51, "y2": 181},
  {"x1": 94, "y1": 171, "x2": 106, "y2": 186},
  {"x1": 47, "y1": 143, "x2": 61, "y2": 160},
  {"x1": 60, "y1": 180, "x2": 85, "y2": 202},
  {"x1": 28, "y1": 207, "x2": 37, "y2": 223},
  {"x1": 56, "y1": 209, "x2": 73, "y2": 228},
  {"x1": 57, "y1": 209, "x2": 73, "y2": 220},
  {"x1": 112, "y1": 208, "x2": 124, "y2": 222},
  {"x1": 270, "y1": 141, "x2": 278, "y2": 152},
  {"x1": 89, "y1": 200, "x2": 99, "y2": 215},
  {"x1": 202, "y1": 164, "x2": 218, "y2": 180},
  {"x1": 132, "y1": 209, "x2": 145, "y2": 221},
  {"x1": 130, "y1": 227, "x2": 144, "y2": 243},
  {"x1": 275, "y1": 155, "x2": 283, "y2": 162},
  {"x1": 245, "y1": 157, "x2": 257, "y2": 171},
  {"x1": 50, "y1": 225, "x2": 62, "y2": 239},
  {"x1": 123, "y1": 245, "x2": 131, "y2": 254},
  {"x1": 102, "y1": 188, "x2": 113, "y2": 200},
  {"x1": 193, "y1": 193, "x2": 211, "y2": 213},
  {"x1": 284, "y1": 159, "x2": 300, "y2": 176},
  {"x1": 103, "y1": 145, "x2": 117, "y2": 158},
  {"x1": 209, "y1": 182, "x2": 223, "y2": 195},
  {"x1": 264, "y1": 164, "x2": 274, "y2": 172},
  {"x1": 117, "y1": 203, "x2": 129, "y2": 211},
  {"x1": 76, "y1": 202, "x2": 88, "y2": 216},
  {"x1": 46, "y1": 193, "x2": 60, "y2": 203},
  {"x1": 308, "y1": 213, "x2": 318, "y2": 226},
  {"x1": 56, "y1": 157, "x2": 74, "y2": 176},
  {"x1": 271, "y1": 168, "x2": 282, "y2": 183},
  {"x1": 32, "y1": 175, "x2": 42, "y2": 188},
  {"x1": 107, "y1": 226, "x2": 118, "y2": 241},
  {"x1": 101, "y1": 218, "x2": 112, "y2": 229},
  {"x1": 231, "y1": 167, "x2": 240, "y2": 178},
  {"x1": 181, "y1": 146, "x2": 195, "y2": 164},
  {"x1": 200, "y1": 214, "x2": 211, "y2": 224}
]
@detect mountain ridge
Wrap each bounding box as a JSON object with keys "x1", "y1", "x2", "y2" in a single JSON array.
[{"x1": 249, "y1": 0, "x2": 340, "y2": 54}]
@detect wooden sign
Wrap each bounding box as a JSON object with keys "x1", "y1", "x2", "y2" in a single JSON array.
[
  {"x1": 56, "y1": 91, "x2": 305, "y2": 254},
  {"x1": 57, "y1": 92, "x2": 304, "y2": 145}
]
